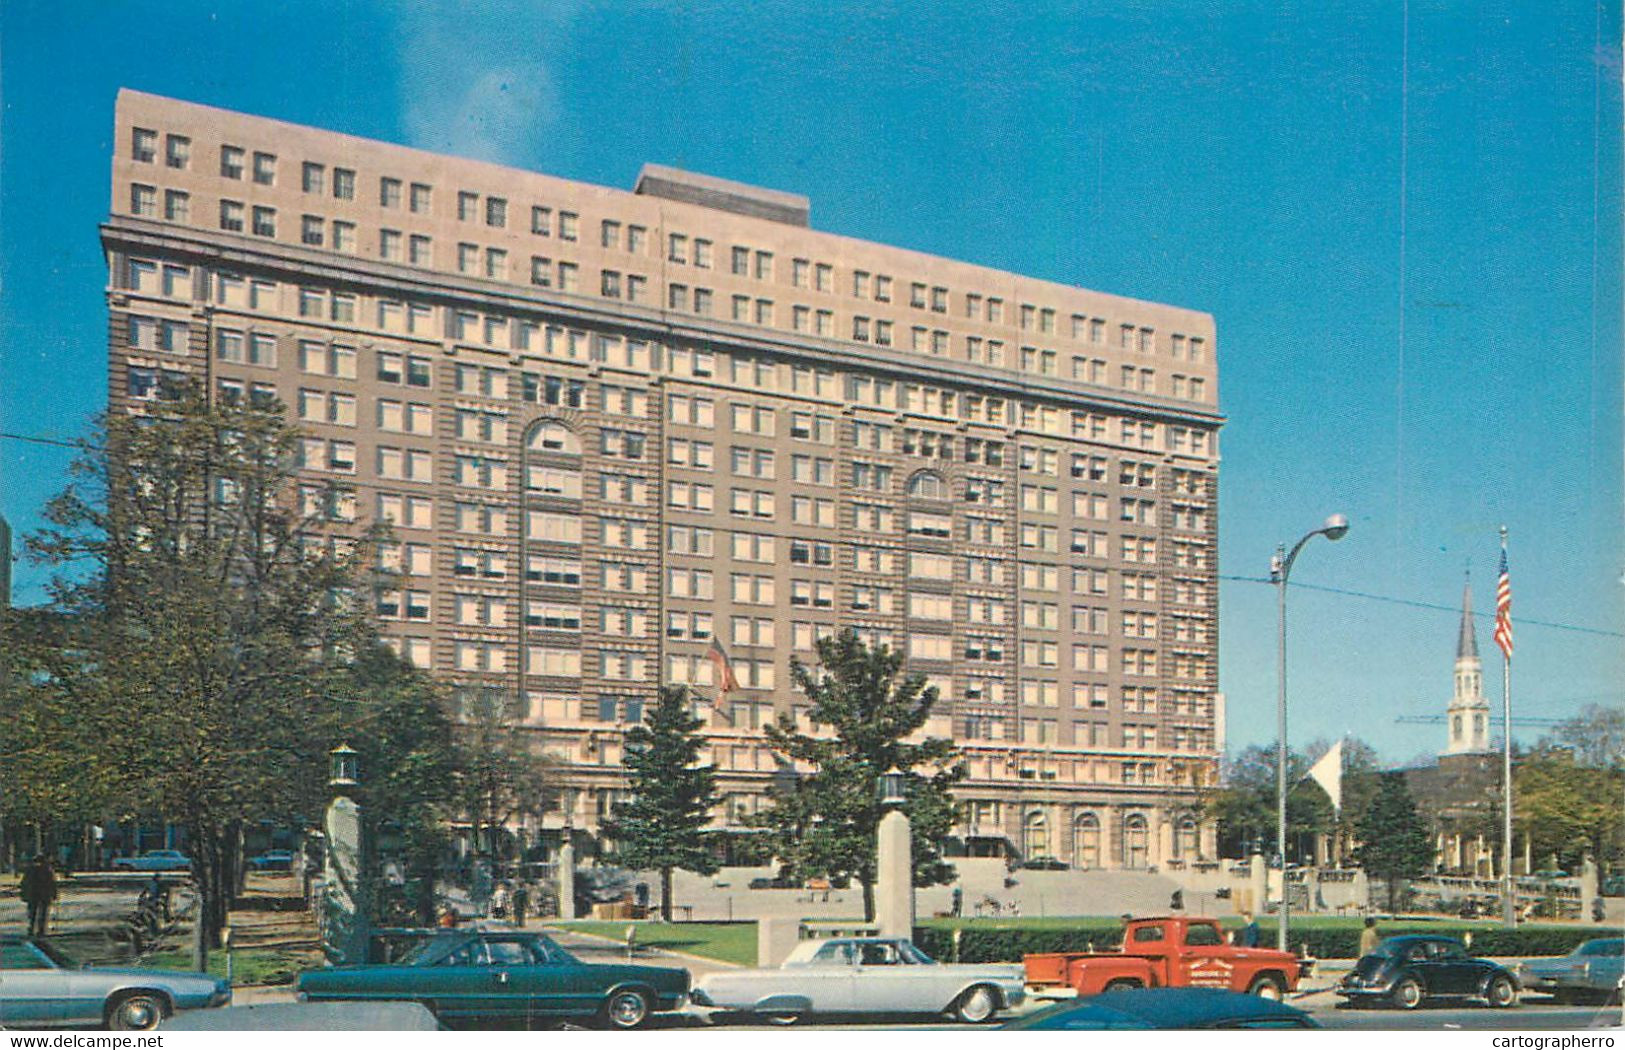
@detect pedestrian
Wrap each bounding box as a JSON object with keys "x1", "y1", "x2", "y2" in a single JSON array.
[
  {"x1": 20, "y1": 854, "x2": 58, "y2": 939},
  {"x1": 512, "y1": 883, "x2": 529, "y2": 928},
  {"x1": 1358, "y1": 915, "x2": 1380, "y2": 956},
  {"x1": 1237, "y1": 910, "x2": 1260, "y2": 948},
  {"x1": 437, "y1": 906, "x2": 459, "y2": 929},
  {"x1": 951, "y1": 886, "x2": 963, "y2": 918},
  {"x1": 1592, "y1": 897, "x2": 1606, "y2": 923}
]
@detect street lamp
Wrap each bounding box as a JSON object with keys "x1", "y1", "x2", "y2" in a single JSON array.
[
  {"x1": 877, "y1": 767, "x2": 908, "y2": 807},
  {"x1": 328, "y1": 744, "x2": 359, "y2": 792},
  {"x1": 1271, "y1": 513, "x2": 1349, "y2": 951}
]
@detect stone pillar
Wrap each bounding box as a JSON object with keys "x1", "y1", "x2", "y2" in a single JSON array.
[
  {"x1": 1249, "y1": 850, "x2": 1267, "y2": 917},
  {"x1": 558, "y1": 839, "x2": 578, "y2": 921},
  {"x1": 1156, "y1": 812, "x2": 1172, "y2": 868},
  {"x1": 322, "y1": 794, "x2": 369, "y2": 964},
  {"x1": 758, "y1": 917, "x2": 799, "y2": 968},
  {"x1": 875, "y1": 808, "x2": 914, "y2": 938},
  {"x1": 1580, "y1": 855, "x2": 1599, "y2": 921}
]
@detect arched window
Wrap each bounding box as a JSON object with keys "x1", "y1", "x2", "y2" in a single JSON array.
[
  {"x1": 527, "y1": 420, "x2": 579, "y2": 455},
  {"x1": 907, "y1": 471, "x2": 948, "y2": 500},
  {"x1": 1123, "y1": 813, "x2": 1149, "y2": 870},
  {"x1": 1174, "y1": 815, "x2": 1199, "y2": 861},
  {"x1": 1072, "y1": 812, "x2": 1101, "y2": 870},
  {"x1": 1023, "y1": 811, "x2": 1050, "y2": 860}
]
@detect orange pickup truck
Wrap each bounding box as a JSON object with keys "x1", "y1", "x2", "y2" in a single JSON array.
[{"x1": 1024, "y1": 916, "x2": 1313, "y2": 1000}]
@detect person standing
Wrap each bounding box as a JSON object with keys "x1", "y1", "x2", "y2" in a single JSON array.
[
  {"x1": 1237, "y1": 910, "x2": 1261, "y2": 948},
  {"x1": 1358, "y1": 915, "x2": 1381, "y2": 956},
  {"x1": 21, "y1": 854, "x2": 58, "y2": 938}
]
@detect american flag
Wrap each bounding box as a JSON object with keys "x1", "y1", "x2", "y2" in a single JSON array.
[
  {"x1": 706, "y1": 637, "x2": 741, "y2": 694},
  {"x1": 1493, "y1": 546, "x2": 1514, "y2": 659}
]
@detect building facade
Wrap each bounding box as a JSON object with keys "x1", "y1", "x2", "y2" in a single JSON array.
[{"x1": 102, "y1": 89, "x2": 1225, "y2": 870}]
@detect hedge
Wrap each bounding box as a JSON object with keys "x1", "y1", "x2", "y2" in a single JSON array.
[{"x1": 913, "y1": 922, "x2": 1605, "y2": 963}]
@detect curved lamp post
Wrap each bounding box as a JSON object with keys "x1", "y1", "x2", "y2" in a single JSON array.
[{"x1": 1271, "y1": 514, "x2": 1349, "y2": 951}]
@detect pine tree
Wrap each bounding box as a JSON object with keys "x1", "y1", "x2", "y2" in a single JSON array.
[
  {"x1": 753, "y1": 630, "x2": 965, "y2": 921},
  {"x1": 603, "y1": 685, "x2": 720, "y2": 921},
  {"x1": 1354, "y1": 772, "x2": 1435, "y2": 911}
]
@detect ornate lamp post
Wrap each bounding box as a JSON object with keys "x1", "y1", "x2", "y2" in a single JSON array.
[{"x1": 1272, "y1": 514, "x2": 1349, "y2": 951}]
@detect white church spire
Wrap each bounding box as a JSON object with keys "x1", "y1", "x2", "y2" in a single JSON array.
[{"x1": 1445, "y1": 573, "x2": 1491, "y2": 754}]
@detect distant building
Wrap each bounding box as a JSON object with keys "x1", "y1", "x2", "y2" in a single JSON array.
[{"x1": 1402, "y1": 577, "x2": 1501, "y2": 875}]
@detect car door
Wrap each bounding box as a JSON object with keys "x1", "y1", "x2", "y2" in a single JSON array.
[
  {"x1": 482, "y1": 936, "x2": 558, "y2": 1020},
  {"x1": 1427, "y1": 941, "x2": 1477, "y2": 996},
  {"x1": 418, "y1": 939, "x2": 495, "y2": 1019},
  {"x1": 852, "y1": 941, "x2": 936, "y2": 1012},
  {"x1": 1178, "y1": 923, "x2": 1237, "y2": 990},
  {"x1": 788, "y1": 940, "x2": 858, "y2": 1013},
  {"x1": 0, "y1": 942, "x2": 69, "y2": 1026}
]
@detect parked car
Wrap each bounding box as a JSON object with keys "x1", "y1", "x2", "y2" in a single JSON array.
[
  {"x1": 0, "y1": 935, "x2": 230, "y2": 1029},
  {"x1": 1025, "y1": 916, "x2": 1311, "y2": 999},
  {"x1": 690, "y1": 936, "x2": 1024, "y2": 1024},
  {"x1": 296, "y1": 930, "x2": 688, "y2": 1029},
  {"x1": 1003, "y1": 987, "x2": 1320, "y2": 1030},
  {"x1": 747, "y1": 875, "x2": 797, "y2": 890},
  {"x1": 246, "y1": 849, "x2": 297, "y2": 872},
  {"x1": 1020, "y1": 856, "x2": 1070, "y2": 871},
  {"x1": 112, "y1": 850, "x2": 192, "y2": 872},
  {"x1": 1518, "y1": 938, "x2": 1623, "y2": 1003},
  {"x1": 1337, "y1": 935, "x2": 1520, "y2": 1010}
]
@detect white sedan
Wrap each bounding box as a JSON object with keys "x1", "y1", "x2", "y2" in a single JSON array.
[{"x1": 691, "y1": 936, "x2": 1025, "y2": 1024}]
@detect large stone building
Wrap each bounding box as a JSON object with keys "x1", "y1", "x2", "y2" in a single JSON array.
[{"x1": 102, "y1": 89, "x2": 1225, "y2": 870}]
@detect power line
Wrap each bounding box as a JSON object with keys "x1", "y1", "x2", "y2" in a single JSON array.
[
  {"x1": 0, "y1": 431, "x2": 87, "y2": 451},
  {"x1": 1221, "y1": 574, "x2": 1622, "y2": 639}
]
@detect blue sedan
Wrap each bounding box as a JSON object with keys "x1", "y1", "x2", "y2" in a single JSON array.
[
  {"x1": 1002, "y1": 987, "x2": 1320, "y2": 1030},
  {"x1": 0, "y1": 936, "x2": 230, "y2": 1029}
]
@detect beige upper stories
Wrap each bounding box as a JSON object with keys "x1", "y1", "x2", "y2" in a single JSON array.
[{"x1": 110, "y1": 89, "x2": 1221, "y2": 419}]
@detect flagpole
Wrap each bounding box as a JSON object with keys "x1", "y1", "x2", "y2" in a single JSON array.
[{"x1": 1499, "y1": 526, "x2": 1515, "y2": 929}]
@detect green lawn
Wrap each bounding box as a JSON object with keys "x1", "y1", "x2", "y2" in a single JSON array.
[
  {"x1": 553, "y1": 920, "x2": 759, "y2": 966},
  {"x1": 144, "y1": 944, "x2": 321, "y2": 986}
]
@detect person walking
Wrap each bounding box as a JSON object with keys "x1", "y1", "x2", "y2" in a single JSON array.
[
  {"x1": 21, "y1": 854, "x2": 58, "y2": 939},
  {"x1": 512, "y1": 883, "x2": 529, "y2": 928},
  {"x1": 1358, "y1": 915, "x2": 1381, "y2": 956}
]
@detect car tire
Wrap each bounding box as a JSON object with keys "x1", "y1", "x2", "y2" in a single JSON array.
[
  {"x1": 762, "y1": 1013, "x2": 801, "y2": 1026},
  {"x1": 1103, "y1": 979, "x2": 1143, "y2": 992},
  {"x1": 1486, "y1": 975, "x2": 1517, "y2": 1008},
  {"x1": 601, "y1": 987, "x2": 651, "y2": 1030},
  {"x1": 107, "y1": 992, "x2": 168, "y2": 1031},
  {"x1": 1247, "y1": 974, "x2": 1286, "y2": 1001},
  {"x1": 953, "y1": 984, "x2": 1000, "y2": 1024},
  {"x1": 1391, "y1": 977, "x2": 1424, "y2": 1011}
]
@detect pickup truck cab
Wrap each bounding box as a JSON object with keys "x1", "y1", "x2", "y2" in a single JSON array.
[{"x1": 1025, "y1": 916, "x2": 1312, "y2": 1001}]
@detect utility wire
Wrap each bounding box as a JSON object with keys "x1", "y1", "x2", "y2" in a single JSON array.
[
  {"x1": 0, "y1": 431, "x2": 88, "y2": 451},
  {"x1": 1221, "y1": 574, "x2": 1623, "y2": 639}
]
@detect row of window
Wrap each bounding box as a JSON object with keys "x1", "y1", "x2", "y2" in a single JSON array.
[{"x1": 127, "y1": 125, "x2": 1211, "y2": 370}]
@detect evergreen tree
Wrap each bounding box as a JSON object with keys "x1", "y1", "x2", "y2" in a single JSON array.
[
  {"x1": 1353, "y1": 772, "x2": 1435, "y2": 910},
  {"x1": 603, "y1": 685, "x2": 719, "y2": 920},
  {"x1": 753, "y1": 631, "x2": 965, "y2": 921}
]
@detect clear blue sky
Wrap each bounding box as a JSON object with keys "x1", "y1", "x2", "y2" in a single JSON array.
[{"x1": 2, "y1": 1, "x2": 1620, "y2": 765}]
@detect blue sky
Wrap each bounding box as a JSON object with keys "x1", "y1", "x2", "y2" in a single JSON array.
[{"x1": 2, "y1": 1, "x2": 1620, "y2": 765}]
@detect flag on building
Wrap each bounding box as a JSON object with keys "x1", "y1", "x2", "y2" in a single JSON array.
[
  {"x1": 1306, "y1": 739, "x2": 1344, "y2": 814},
  {"x1": 1493, "y1": 546, "x2": 1514, "y2": 659},
  {"x1": 706, "y1": 637, "x2": 741, "y2": 694}
]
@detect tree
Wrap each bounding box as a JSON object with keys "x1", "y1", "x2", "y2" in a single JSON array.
[
  {"x1": 1550, "y1": 705, "x2": 1625, "y2": 773},
  {"x1": 602, "y1": 685, "x2": 720, "y2": 920},
  {"x1": 1514, "y1": 745, "x2": 1623, "y2": 873},
  {"x1": 1353, "y1": 773, "x2": 1434, "y2": 910},
  {"x1": 753, "y1": 631, "x2": 965, "y2": 920},
  {"x1": 456, "y1": 693, "x2": 557, "y2": 880},
  {"x1": 1197, "y1": 743, "x2": 1335, "y2": 861},
  {"x1": 25, "y1": 390, "x2": 392, "y2": 966}
]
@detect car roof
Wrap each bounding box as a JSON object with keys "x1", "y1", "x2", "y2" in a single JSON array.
[{"x1": 1010, "y1": 988, "x2": 1316, "y2": 1030}]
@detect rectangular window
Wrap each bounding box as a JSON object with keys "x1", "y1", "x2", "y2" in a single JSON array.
[
  {"x1": 131, "y1": 127, "x2": 157, "y2": 163},
  {"x1": 252, "y1": 151, "x2": 276, "y2": 185},
  {"x1": 163, "y1": 189, "x2": 189, "y2": 222},
  {"x1": 379, "y1": 177, "x2": 402, "y2": 208},
  {"x1": 486, "y1": 197, "x2": 507, "y2": 228},
  {"x1": 251, "y1": 206, "x2": 276, "y2": 237},
  {"x1": 410, "y1": 182, "x2": 432, "y2": 213},
  {"x1": 129, "y1": 184, "x2": 157, "y2": 217},
  {"x1": 219, "y1": 200, "x2": 244, "y2": 232}
]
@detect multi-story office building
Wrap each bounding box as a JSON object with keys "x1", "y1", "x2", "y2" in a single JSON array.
[{"x1": 103, "y1": 89, "x2": 1224, "y2": 870}]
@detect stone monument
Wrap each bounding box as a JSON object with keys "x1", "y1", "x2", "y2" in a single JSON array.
[
  {"x1": 322, "y1": 744, "x2": 370, "y2": 964},
  {"x1": 557, "y1": 829, "x2": 578, "y2": 921},
  {"x1": 875, "y1": 768, "x2": 914, "y2": 939}
]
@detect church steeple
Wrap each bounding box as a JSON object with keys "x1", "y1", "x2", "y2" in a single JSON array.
[
  {"x1": 1457, "y1": 575, "x2": 1479, "y2": 661},
  {"x1": 1445, "y1": 572, "x2": 1490, "y2": 755}
]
